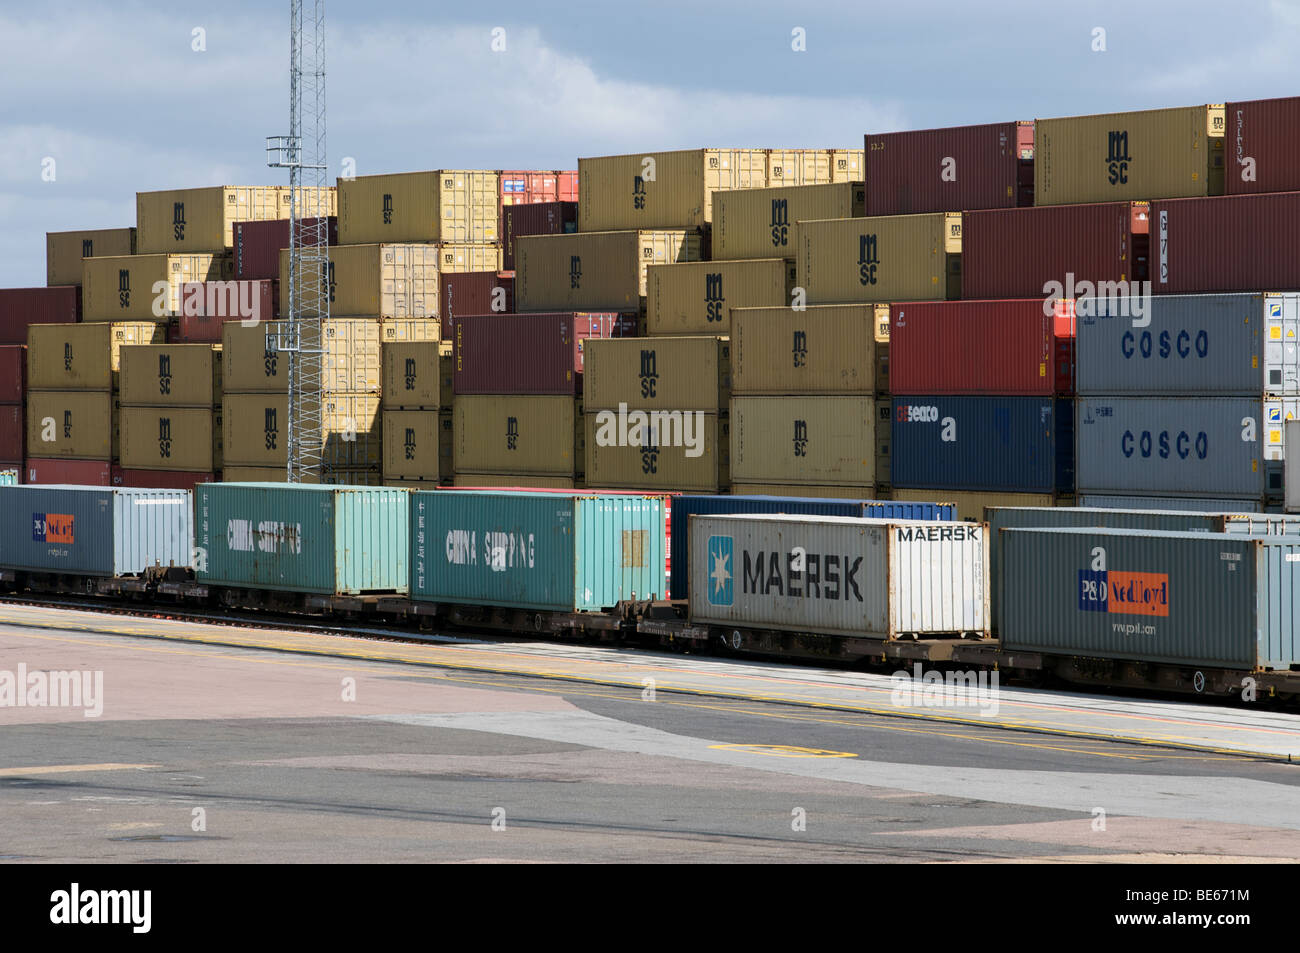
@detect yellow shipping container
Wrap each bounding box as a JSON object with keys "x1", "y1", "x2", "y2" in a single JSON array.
[
  {"x1": 27, "y1": 322, "x2": 166, "y2": 392},
  {"x1": 435, "y1": 243, "x2": 502, "y2": 274},
  {"x1": 222, "y1": 319, "x2": 383, "y2": 393},
  {"x1": 583, "y1": 413, "x2": 729, "y2": 491},
  {"x1": 730, "y1": 304, "x2": 888, "y2": 395},
  {"x1": 382, "y1": 410, "x2": 453, "y2": 481},
  {"x1": 222, "y1": 393, "x2": 381, "y2": 468},
  {"x1": 584, "y1": 336, "x2": 729, "y2": 412},
  {"x1": 578, "y1": 149, "x2": 767, "y2": 231},
  {"x1": 766, "y1": 149, "x2": 864, "y2": 187},
  {"x1": 647, "y1": 259, "x2": 793, "y2": 335},
  {"x1": 730, "y1": 396, "x2": 875, "y2": 486},
  {"x1": 338, "y1": 170, "x2": 500, "y2": 245},
  {"x1": 875, "y1": 397, "x2": 892, "y2": 486},
  {"x1": 831, "y1": 149, "x2": 865, "y2": 183},
  {"x1": 453, "y1": 395, "x2": 579, "y2": 476},
  {"x1": 515, "y1": 230, "x2": 701, "y2": 313},
  {"x1": 119, "y1": 344, "x2": 222, "y2": 407},
  {"x1": 119, "y1": 406, "x2": 222, "y2": 471},
  {"x1": 278, "y1": 244, "x2": 439, "y2": 319},
  {"x1": 380, "y1": 317, "x2": 441, "y2": 343},
  {"x1": 46, "y1": 227, "x2": 136, "y2": 287},
  {"x1": 1035, "y1": 104, "x2": 1225, "y2": 206},
  {"x1": 222, "y1": 465, "x2": 381, "y2": 486},
  {"x1": 715, "y1": 182, "x2": 864, "y2": 260},
  {"x1": 453, "y1": 472, "x2": 578, "y2": 489},
  {"x1": 136, "y1": 186, "x2": 336, "y2": 254},
  {"x1": 82, "y1": 254, "x2": 230, "y2": 321},
  {"x1": 26, "y1": 391, "x2": 117, "y2": 460},
  {"x1": 382, "y1": 342, "x2": 453, "y2": 410},
  {"x1": 731, "y1": 483, "x2": 876, "y2": 499},
  {"x1": 890, "y1": 488, "x2": 1071, "y2": 523},
  {"x1": 797, "y1": 213, "x2": 961, "y2": 305}
]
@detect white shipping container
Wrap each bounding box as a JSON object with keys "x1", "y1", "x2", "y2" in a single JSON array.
[
  {"x1": 1284, "y1": 417, "x2": 1300, "y2": 513},
  {"x1": 688, "y1": 513, "x2": 988, "y2": 638}
]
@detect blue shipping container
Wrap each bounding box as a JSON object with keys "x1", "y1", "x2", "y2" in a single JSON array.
[{"x1": 891, "y1": 397, "x2": 1074, "y2": 493}]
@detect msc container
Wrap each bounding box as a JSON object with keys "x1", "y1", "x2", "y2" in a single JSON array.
[
  {"x1": 962, "y1": 201, "x2": 1147, "y2": 300},
  {"x1": 221, "y1": 393, "x2": 380, "y2": 468},
  {"x1": 383, "y1": 410, "x2": 452, "y2": 481},
  {"x1": 730, "y1": 395, "x2": 874, "y2": 487},
  {"x1": 731, "y1": 304, "x2": 888, "y2": 396},
  {"x1": 1081, "y1": 494, "x2": 1273, "y2": 513},
  {"x1": 515, "y1": 230, "x2": 702, "y2": 313},
  {"x1": 688, "y1": 513, "x2": 988, "y2": 638},
  {"x1": 0, "y1": 485, "x2": 191, "y2": 576},
  {"x1": 765, "y1": 149, "x2": 862, "y2": 187},
  {"x1": 448, "y1": 313, "x2": 629, "y2": 396},
  {"x1": 409, "y1": 490, "x2": 666, "y2": 609},
  {"x1": 451, "y1": 473, "x2": 578, "y2": 489},
  {"x1": 0, "y1": 345, "x2": 26, "y2": 403},
  {"x1": 119, "y1": 406, "x2": 221, "y2": 471},
  {"x1": 382, "y1": 342, "x2": 453, "y2": 410},
  {"x1": 731, "y1": 483, "x2": 876, "y2": 499},
  {"x1": 1077, "y1": 292, "x2": 1298, "y2": 396},
  {"x1": 1000, "y1": 527, "x2": 1300, "y2": 669},
  {"x1": 195, "y1": 483, "x2": 408, "y2": 594},
  {"x1": 454, "y1": 395, "x2": 579, "y2": 476},
  {"x1": 119, "y1": 344, "x2": 222, "y2": 407},
  {"x1": 891, "y1": 396, "x2": 1073, "y2": 493},
  {"x1": 232, "y1": 216, "x2": 337, "y2": 281},
  {"x1": 27, "y1": 322, "x2": 166, "y2": 392},
  {"x1": 0, "y1": 287, "x2": 81, "y2": 344},
  {"x1": 278, "y1": 244, "x2": 442, "y2": 319},
  {"x1": 584, "y1": 336, "x2": 729, "y2": 412},
  {"x1": 179, "y1": 280, "x2": 276, "y2": 333},
  {"x1": 439, "y1": 272, "x2": 514, "y2": 320},
  {"x1": 380, "y1": 318, "x2": 442, "y2": 344},
  {"x1": 26, "y1": 391, "x2": 117, "y2": 460},
  {"x1": 499, "y1": 170, "x2": 579, "y2": 207},
  {"x1": 502, "y1": 202, "x2": 578, "y2": 272},
  {"x1": 221, "y1": 466, "x2": 380, "y2": 486},
  {"x1": 1224, "y1": 96, "x2": 1300, "y2": 195},
  {"x1": 24, "y1": 459, "x2": 117, "y2": 486},
  {"x1": 47, "y1": 227, "x2": 136, "y2": 287},
  {"x1": 646, "y1": 259, "x2": 792, "y2": 335},
  {"x1": 714, "y1": 182, "x2": 864, "y2": 261},
  {"x1": 865, "y1": 121, "x2": 1032, "y2": 216},
  {"x1": 137, "y1": 186, "x2": 335, "y2": 254},
  {"x1": 796, "y1": 213, "x2": 961, "y2": 305},
  {"x1": 82, "y1": 254, "x2": 229, "y2": 322},
  {"x1": 337, "y1": 170, "x2": 500, "y2": 245},
  {"x1": 584, "y1": 413, "x2": 728, "y2": 491},
  {"x1": 578, "y1": 149, "x2": 767, "y2": 231},
  {"x1": 117, "y1": 469, "x2": 213, "y2": 491},
  {"x1": 1152, "y1": 192, "x2": 1300, "y2": 295},
  {"x1": 0, "y1": 405, "x2": 23, "y2": 462},
  {"x1": 1035, "y1": 104, "x2": 1225, "y2": 206},
  {"x1": 223, "y1": 319, "x2": 384, "y2": 394}
]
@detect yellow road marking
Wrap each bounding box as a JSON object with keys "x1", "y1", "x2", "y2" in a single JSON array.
[
  {"x1": 0, "y1": 763, "x2": 157, "y2": 777},
  {"x1": 708, "y1": 744, "x2": 859, "y2": 759}
]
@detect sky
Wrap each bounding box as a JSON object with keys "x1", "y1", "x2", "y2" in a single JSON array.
[{"x1": 1, "y1": 0, "x2": 1297, "y2": 287}]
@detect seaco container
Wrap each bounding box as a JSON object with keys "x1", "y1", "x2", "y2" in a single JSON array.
[
  {"x1": 1223, "y1": 96, "x2": 1300, "y2": 196},
  {"x1": 440, "y1": 271, "x2": 514, "y2": 320},
  {"x1": 1000, "y1": 527, "x2": 1300, "y2": 670},
  {"x1": 0, "y1": 485, "x2": 191, "y2": 576},
  {"x1": 1151, "y1": 192, "x2": 1300, "y2": 295},
  {"x1": 233, "y1": 216, "x2": 337, "y2": 281},
  {"x1": 408, "y1": 490, "x2": 667, "y2": 610},
  {"x1": 447, "y1": 312, "x2": 628, "y2": 396},
  {"x1": 731, "y1": 304, "x2": 889, "y2": 396},
  {"x1": 502, "y1": 202, "x2": 577, "y2": 272},
  {"x1": 47, "y1": 227, "x2": 136, "y2": 287},
  {"x1": 865, "y1": 121, "x2": 1033, "y2": 215},
  {"x1": 195, "y1": 482, "x2": 409, "y2": 594},
  {"x1": 688, "y1": 513, "x2": 988, "y2": 639},
  {"x1": 0, "y1": 287, "x2": 81, "y2": 344}
]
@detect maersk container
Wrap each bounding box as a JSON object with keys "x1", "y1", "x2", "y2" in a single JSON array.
[
  {"x1": 669, "y1": 494, "x2": 956, "y2": 601},
  {"x1": 0, "y1": 485, "x2": 191, "y2": 576},
  {"x1": 1076, "y1": 293, "x2": 1298, "y2": 396},
  {"x1": 1001, "y1": 527, "x2": 1300, "y2": 670},
  {"x1": 688, "y1": 513, "x2": 988, "y2": 639},
  {"x1": 195, "y1": 483, "x2": 408, "y2": 594},
  {"x1": 409, "y1": 490, "x2": 666, "y2": 611},
  {"x1": 891, "y1": 396, "x2": 1074, "y2": 493}
]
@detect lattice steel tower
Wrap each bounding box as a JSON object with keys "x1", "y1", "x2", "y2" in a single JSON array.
[{"x1": 266, "y1": 0, "x2": 328, "y2": 483}]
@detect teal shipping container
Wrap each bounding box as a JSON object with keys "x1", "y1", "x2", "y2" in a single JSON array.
[
  {"x1": 195, "y1": 483, "x2": 409, "y2": 594},
  {"x1": 410, "y1": 490, "x2": 667, "y2": 611},
  {"x1": 0, "y1": 469, "x2": 17, "y2": 485}
]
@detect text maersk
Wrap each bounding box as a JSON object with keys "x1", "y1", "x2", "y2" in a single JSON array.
[{"x1": 743, "y1": 550, "x2": 863, "y2": 601}]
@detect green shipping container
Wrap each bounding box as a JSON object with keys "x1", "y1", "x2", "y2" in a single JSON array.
[
  {"x1": 196, "y1": 482, "x2": 409, "y2": 594},
  {"x1": 0, "y1": 470, "x2": 17, "y2": 485},
  {"x1": 410, "y1": 490, "x2": 667, "y2": 611}
]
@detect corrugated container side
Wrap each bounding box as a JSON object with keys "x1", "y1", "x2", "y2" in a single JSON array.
[
  {"x1": 47, "y1": 228, "x2": 136, "y2": 287},
  {"x1": 26, "y1": 392, "x2": 117, "y2": 460},
  {"x1": 222, "y1": 393, "x2": 380, "y2": 468},
  {"x1": 179, "y1": 280, "x2": 277, "y2": 334},
  {"x1": 1081, "y1": 494, "x2": 1270, "y2": 513},
  {"x1": 0, "y1": 405, "x2": 24, "y2": 462},
  {"x1": 24, "y1": 459, "x2": 115, "y2": 486},
  {"x1": 584, "y1": 413, "x2": 728, "y2": 491},
  {"x1": 82, "y1": 254, "x2": 230, "y2": 322},
  {"x1": 337, "y1": 170, "x2": 499, "y2": 244},
  {"x1": 1152, "y1": 192, "x2": 1300, "y2": 294},
  {"x1": 731, "y1": 396, "x2": 875, "y2": 486},
  {"x1": 498, "y1": 171, "x2": 579, "y2": 207},
  {"x1": 0, "y1": 287, "x2": 81, "y2": 344},
  {"x1": 647, "y1": 259, "x2": 792, "y2": 336},
  {"x1": 278, "y1": 244, "x2": 440, "y2": 319},
  {"x1": 448, "y1": 313, "x2": 624, "y2": 395},
  {"x1": 502, "y1": 201, "x2": 578, "y2": 271},
  {"x1": 117, "y1": 469, "x2": 214, "y2": 491},
  {"x1": 451, "y1": 472, "x2": 578, "y2": 489},
  {"x1": 715, "y1": 182, "x2": 864, "y2": 260},
  {"x1": 0, "y1": 345, "x2": 26, "y2": 403},
  {"x1": 28, "y1": 322, "x2": 167, "y2": 391},
  {"x1": 382, "y1": 342, "x2": 453, "y2": 410},
  {"x1": 439, "y1": 272, "x2": 514, "y2": 320},
  {"x1": 1224, "y1": 96, "x2": 1300, "y2": 195},
  {"x1": 578, "y1": 149, "x2": 767, "y2": 231},
  {"x1": 383, "y1": 410, "x2": 451, "y2": 482},
  {"x1": 731, "y1": 304, "x2": 886, "y2": 396},
  {"x1": 454, "y1": 395, "x2": 578, "y2": 475},
  {"x1": 137, "y1": 186, "x2": 335, "y2": 254},
  {"x1": 119, "y1": 344, "x2": 222, "y2": 407},
  {"x1": 865, "y1": 122, "x2": 1026, "y2": 215},
  {"x1": 797, "y1": 213, "x2": 961, "y2": 304},
  {"x1": 731, "y1": 483, "x2": 876, "y2": 499},
  {"x1": 233, "y1": 216, "x2": 337, "y2": 281},
  {"x1": 119, "y1": 406, "x2": 221, "y2": 471},
  {"x1": 515, "y1": 230, "x2": 701, "y2": 313},
  {"x1": 584, "y1": 336, "x2": 729, "y2": 412}
]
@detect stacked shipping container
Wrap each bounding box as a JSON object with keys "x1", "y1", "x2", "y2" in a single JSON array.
[{"x1": 117, "y1": 343, "x2": 223, "y2": 489}]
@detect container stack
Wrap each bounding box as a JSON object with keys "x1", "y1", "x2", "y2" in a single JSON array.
[
  {"x1": 381, "y1": 339, "x2": 453, "y2": 488},
  {"x1": 0, "y1": 345, "x2": 25, "y2": 473}
]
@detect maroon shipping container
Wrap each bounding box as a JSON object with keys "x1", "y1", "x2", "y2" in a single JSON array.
[
  {"x1": 176, "y1": 280, "x2": 277, "y2": 341},
  {"x1": 440, "y1": 272, "x2": 515, "y2": 320},
  {"x1": 865, "y1": 122, "x2": 1033, "y2": 216},
  {"x1": 499, "y1": 170, "x2": 579, "y2": 206},
  {"x1": 0, "y1": 404, "x2": 23, "y2": 462},
  {"x1": 1224, "y1": 97, "x2": 1300, "y2": 196},
  {"x1": 0, "y1": 345, "x2": 26, "y2": 403},
  {"x1": 117, "y1": 469, "x2": 215, "y2": 491},
  {"x1": 25, "y1": 458, "x2": 119, "y2": 486},
  {"x1": 232, "y1": 216, "x2": 338, "y2": 280},
  {"x1": 502, "y1": 201, "x2": 578, "y2": 271},
  {"x1": 1152, "y1": 191, "x2": 1300, "y2": 294},
  {"x1": 0, "y1": 287, "x2": 80, "y2": 345},
  {"x1": 962, "y1": 201, "x2": 1149, "y2": 300}
]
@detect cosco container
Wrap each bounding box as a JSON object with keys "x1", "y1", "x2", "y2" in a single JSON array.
[
  {"x1": 584, "y1": 336, "x2": 729, "y2": 412},
  {"x1": 584, "y1": 414, "x2": 728, "y2": 491},
  {"x1": 119, "y1": 344, "x2": 222, "y2": 407},
  {"x1": 83, "y1": 254, "x2": 230, "y2": 322},
  {"x1": 0, "y1": 485, "x2": 190, "y2": 576},
  {"x1": 1151, "y1": 192, "x2": 1300, "y2": 295},
  {"x1": 647, "y1": 259, "x2": 793, "y2": 335},
  {"x1": 409, "y1": 490, "x2": 667, "y2": 610},
  {"x1": 731, "y1": 396, "x2": 875, "y2": 486},
  {"x1": 891, "y1": 396, "x2": 1074, "y2": 493},
  {"x1": 714, "y1": 182, "x2": 864, "y2": 261},
  {"x1": 502, "y1": 202, "x2": 577, "y2": 272},
  {"x1": 447, "y1": 313, "x2": 630, "y2": 396},
  {"x1": 47, "y1": 227, "x2": 136, "y2": 287},
  {"x1": 1000, "y1": 527, "x2": 1300, "y2": 670},
  {"x1": 688, "y1": 513, "x2": 988, "y2": 639},
  {"x1": 278, "y1": 244, "x2": 443, "y2": 319},
  {"x1": 797, "y1": 213, "x2": 961, "y2": 304},
  {"x1": 439, "y1": 272, "x2": 514, "y2": 320},
  {"x1": 453, "y1": 395, "x2": 579, "y2": 476},
  {"x1": 578, "y1": 149, "x2": 767, "y2": 231},
  {"x1": 338, "y1": 170, "x2": 500, "y2": 245},
  {"x1": 233, "y1": 216, "x2": 337, "y2": 281},
  {"x1": 731, "y1": 304, "x2": 888, "y2": 396},
  {"x1": 137, "y1": 186, "x2": 335, "y2": 254},
  {"x1": 0, "y1": 287, "x2": 81, "y2": 343},
  {"x1": 195, "y1": 483, "x2": 407, "y2": 594},
  {"x1": 1224, "y1": 96, "x2": 1300, "y2": 195},
  {"x1": 27, "y1": 322, "x2": 166, "y2": 392}
]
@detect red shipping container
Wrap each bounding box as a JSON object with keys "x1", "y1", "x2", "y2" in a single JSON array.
[
  {"x1": 25, "y1": 458, "x2": 118, "y2": 486},
  {"x1": 448, "y1": 312, "x2": 635, "y2": 395},
  {"x1": 1152, "y1": 191, "x2": 1300, "y2": 294},
  {"x1": 232, "y1": 216, "x2": 338, "y2": 280},
  {"x1": 499, "y1": 170, "x2": 579, "y2": 206},
  {"x1": 0, "y1": 346, "x2": 25, "y2": 402},
  {"x1": 0, "y1": 287, "x2": 80, "y2": 344},
  {"x1": 502, "y1": 201, "x2": 578, "y2": 271},
  {"x1": 1224, "y1": 97, "x2": 1300, "y2": 196},
  {"x1": 117, "y1": 469, "x2": 215, "y2": 491},
  {"x1": 440, "y1": 272, "x2": 515, "y2": 320},
  {"x1": 176, "y1": 280, "x2": 277, "y2": 341},
  {"x1": 962, "y1": 201, "x2": 1149, "y2": 300},
  {"x1": 865, "y1": 122, "x2": 1033, "y2": 216},
  {"x1": 0, "y1": 404, "x2": 23, "y2": 461}
]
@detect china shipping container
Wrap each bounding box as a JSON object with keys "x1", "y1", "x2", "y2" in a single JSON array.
[
  {"x1": 82, "y1": 254, "x2": 230, "y2": 322},
  {"x1": 0, "y1": 345, "x2": 25, "y2": 402},
  {"x1": 120, "y1": 344, "x2": 222, "y2": 407},
  {"x1": 338, "y1": 171, "x2": 500, "y2": 244},
  {"x1": 0, "y1": 287, "x2": 81, "y2": 344},
  {"x1": 0, "y1": 485, "x2": 191, "y2": 576},
  {"x1": 409, "y1": 490, "x2": 667, "y2": 610},
  {"x1": 1081, "y1": 494, "x2": 1274, "y2": 513},
  {"x1": 195, "y1": 483, "x2": 408, "y2": 594},
  {"x1": 454, "y1": 395, "x2": 579, "y2": 476},
  {"x1": 382, "y1": 342, "x2": 454, "y2": 410},
  {"x1": 1034, "y1": 104, "x2": 1224, "y2": 206},
  {"x1": 439, "y1": 271, "x2": 514, "y2": 320},
  {"x1": 24, "y1": 459, "x2": 118, "y2": 486},
  {"x1": 714, "y1": 182, "x2": 864, "y2": 260},
  {"x1": 1223, "y1": 96, "x2": 1300, "y2": 195},
  {"x1": 137, "y1": 186, "x2": 335, "y2": 254},
  {"x1": 382, "y1": 411, "x2": 452, "y2": 482},
  {"x1": 499, "y1": 170, "x2": 579, "y2": 206},
  {"x1": 646, "y1": 259, "x2": 793, "y2": 335},
  {"x1": 448, "y1": 312, "x2": 630, "y2": 396},
  {"x1": 27, "y1": 322, "x2": 165, "y2": 392},
  {"x1": 865, "y1": 121, "x2": 1033, "y2": 216},
  {"x1": 891, "y1": 396, "x2": 1074, "y2": 493},
  {"x1": 222, "y1": 393, "x2": 380, "y2": 468},
  {"x1": 119, "y1": 406, "x2": 221, "y2": 471},
  {"x1": 961, "y1": 201, "x2": 1148, "y2": 300},
  {"x1": 584, "y1": 336, "x2": 730, "y2": 412},
  {"x1": 1077, "y1": 292, "x2": 1298, "y2": 396},
  {"x1": 178, "y1": 280, "x2": 277, "y2": 336},
  {"x1": 1151, "y1": 192, "x2": 1300, "y2": 295},
  {"x1": 688, "y1": 513, "x2": 988, "y2": 639},
  {"x1": 1000, "y1": 527, "x2": 1300, "y2": 670},
  {"x1": 47, "y1": 227, "x2": 136, "y2": 287},
  {"x1": 502, "y1": 202, "x2": 577, "y2": 272},
  {"x1": 584, "y1": 414, "x2": 729, "y2": 491},
  {"x1": 278, "y1": 244, "x2": 443, "y2": 319},
  {"x1": 117, "y1": 469, "x2": 215, "y2": 491},
  {"x1": 0, "y1": 405, "x2": 23, "y2": 462},
  {"x1": 578, "y1": 149, "x2": 767, "y2": 231},
  {"x1": 731, "y1": 396, "x2": 875, "y2": 487},
  {"x1": 731, "y1": 304, "x2": 888, "y2": 396},
  {"x1": 514, "y1": 230, "x2": 702, "y2": 313},
  {"x1": 232, "y1": 216, "x2": 337, "y2": 281},
  {"x1": 796, "y1": 213, "x2": 961, "y2": 305},
  {"x1": 26, "y1": 392, "x2": 117, "y2": 460}
]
